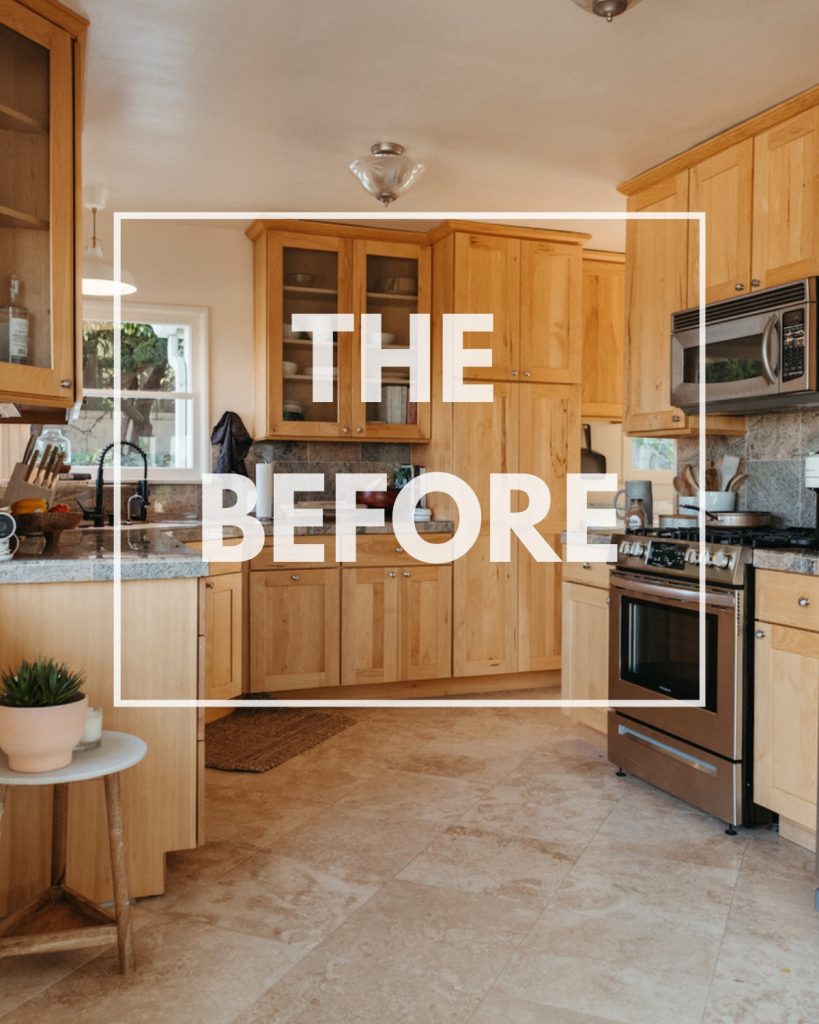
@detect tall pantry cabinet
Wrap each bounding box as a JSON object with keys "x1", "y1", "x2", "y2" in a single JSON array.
[{"x1": 421, "y1": 223, "x2": 585, "y2": 678}]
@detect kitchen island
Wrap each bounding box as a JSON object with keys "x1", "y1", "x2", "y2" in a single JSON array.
[{"x1": 0, "y1": 529, "x2": 206, "y2": 917}]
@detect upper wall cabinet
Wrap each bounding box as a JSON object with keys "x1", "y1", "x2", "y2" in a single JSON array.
[
  {"x1": 248, "y1": 221, "x2": 430, "y2": 441},
  {"x1": 430, "y1": 223, "x2": 588, "y2": 384},
  {"x1": 0, "y1": 0, "x2": 86, "y2": 410},
  {"x1": 752, "y1": 107, "x2": 819, "y2": 289},
  {"x1": 581, "y1": 251, "x2": 624, "y2": 420}
]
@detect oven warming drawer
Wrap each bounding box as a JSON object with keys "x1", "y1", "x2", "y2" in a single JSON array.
[{"x1": 608, "y1": 713, "x2": 742, "y2": 826}]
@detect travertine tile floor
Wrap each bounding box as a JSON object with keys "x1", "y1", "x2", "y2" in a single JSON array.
[{"x1": 2, "y1": 697, "x2": 818, "y2": 1023}]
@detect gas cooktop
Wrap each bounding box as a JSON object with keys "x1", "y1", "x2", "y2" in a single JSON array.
[{"x1": 634, "y1": 525, "x2": 818, "y2": 549}]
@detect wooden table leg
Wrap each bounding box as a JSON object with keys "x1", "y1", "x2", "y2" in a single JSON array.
[
  {"x1": 103, "y1": 773, "x2": 135, "y2": 974},
  {"x1": 51, "y1": 784, "x2": 69, "y2": 887}
]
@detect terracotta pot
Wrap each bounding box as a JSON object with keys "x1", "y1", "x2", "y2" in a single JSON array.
[{"x1": 0, "y1": 694, "x2": 89, "y2": 773}]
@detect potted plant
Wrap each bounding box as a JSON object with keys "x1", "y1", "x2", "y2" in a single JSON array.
[{"x1": 0, "y1": 659, "x2": 88, "y2": 772}]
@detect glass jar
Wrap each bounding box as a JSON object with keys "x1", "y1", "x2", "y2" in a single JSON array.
[
  {"x1": 34, "y1": 426, "x2": 72, "y2": 469},
  {"x1": 625, "y1": 498, "x2": 647, "y2": 533}
]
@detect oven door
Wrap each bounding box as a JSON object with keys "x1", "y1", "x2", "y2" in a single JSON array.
[
  {"x1": 671, "y1": 310, "x2": 785, "y2": 411},
  {"x1": 609, "y1": 572, "x2": 742, "y2": 760}
]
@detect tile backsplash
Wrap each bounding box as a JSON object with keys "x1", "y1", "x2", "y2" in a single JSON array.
[{"x1": 676, "y1": 410, "x2": 819, "y2": 527}]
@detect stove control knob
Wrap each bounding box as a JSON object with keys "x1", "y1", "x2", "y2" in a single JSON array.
[
  {"x1": 619, "y1": 541, "x2": 631, "y2": 555},
  {"x1": 713, "y1": 551, "x2": 732, "y2": 570},
  {"x1": 686, "y1": 548, "x2": 699, "y2": 564},
  {"x1": 703, "y1": 550, "x2": 715, "y2": 567},
  {"x1": 630, "y1": 542, "x2": 645, "y2": 557}
]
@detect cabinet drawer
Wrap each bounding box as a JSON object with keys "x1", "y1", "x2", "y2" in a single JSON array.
[
  {"x1": 250, "y1": 535, "x2": 338, "y2": 570},
  {"x1": 755, "y1": 570, "x2": 819, "y2": 631},
  {"x1": 353, "y1": 532, "x2": 453, "y2": 566},
  {"x1": 561, "y1": 557, "x2": 612, "y2": 589}
]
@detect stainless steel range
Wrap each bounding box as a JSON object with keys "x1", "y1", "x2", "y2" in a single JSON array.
[{"x1": 607, "y1": 525, "x2": 817, "y2": 829}]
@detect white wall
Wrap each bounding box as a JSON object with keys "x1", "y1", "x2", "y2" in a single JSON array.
[{"x1": 96, "y1": 216, "x2": 256, "y2": 436}]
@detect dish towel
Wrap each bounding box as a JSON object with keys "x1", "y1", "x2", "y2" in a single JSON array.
[{"x1": 211, "y1": 411, "x2": 253, "y2": 476}]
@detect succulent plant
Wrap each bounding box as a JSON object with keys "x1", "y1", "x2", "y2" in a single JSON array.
[{"x1": 0, "y1": 659, "x2": 85, "y2": 708}]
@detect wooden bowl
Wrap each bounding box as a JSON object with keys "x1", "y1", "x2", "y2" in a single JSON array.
[
  {"x1": 13, "y1": 511, "x2": 82, "y2": 550},
  {"x1": 357, "y1": 489, "x2": 400, "y2": 512}
]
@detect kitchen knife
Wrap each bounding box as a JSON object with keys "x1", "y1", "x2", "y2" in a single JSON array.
[
  {"x1": 24, "y1": 451, "x2": 40, "y2": 482},
  {"x1": 35, "y1": 445, "x2": 54, "y2": 486},
  {"x1": 21, "y1": 433, "x2": 36, "y2": 466}
]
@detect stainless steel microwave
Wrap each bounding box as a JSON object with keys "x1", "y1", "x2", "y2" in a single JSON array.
[{"x1": 670, "y1": 278, "x2": 817, "y2": 414}]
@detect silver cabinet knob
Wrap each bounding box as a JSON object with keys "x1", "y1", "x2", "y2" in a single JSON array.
[
  {"x1": 751, "y1": 278, "x2": 761, "y2": 287},
  {"x1": 672, "y1": 415, "x2": 681, "y2": 423},
  {"x1": 755, "y1": 629, "x2": 766, "y2": 639},
  {"x1": 511, "y1": 370, "x2": 519, "y2": 377},
  {"x1": 394, "y1": 546, "x2": 403, "y2": 553},
  {"x1": 355, "y1": 427, "x2": 363, "y2": 433},
  {"x1": 734, "y1": 283, "x2": 744, "y2": 291},
  {"x1": 341, "y1": 426, "x2": 350, "y2": 434},
  {"x1": 798, "y1": 597, "x2": 810, "y2": 607},
  {"x1": 60, "y1": 379, "x2": 72, "y2": 388},
  {"x1": 205, "y1": 581, "x2": 215, "y2": 589},
  {"x1": 523, "y1": 370, "x2": 531, "y2": 378},
  {"x1": 402, "y1": 570, "x2": 410, "y2": 577},
  {"x1": 291, "y1": 574, "x2": 300, "y2": 581},
  {"x1": 582, "y1": 562, "x2": 591, "y2": 570},
  {"x1": 387, "y1": 571, "x2": 397, "y2": 577}
]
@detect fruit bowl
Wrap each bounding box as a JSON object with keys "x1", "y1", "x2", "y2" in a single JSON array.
[{"x1": 13, "y1": 511, "x2": 82, "y2": 551}]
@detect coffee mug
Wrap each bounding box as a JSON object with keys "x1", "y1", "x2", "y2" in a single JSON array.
[
  {"x1": 0, "y1": 535, "x2": 19, "y2": 562},
  {"x1": 614, "y1": 480, "x2": 653, "y2": 527}
]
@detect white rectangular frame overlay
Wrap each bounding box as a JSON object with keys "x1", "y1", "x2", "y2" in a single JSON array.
[{"x1": 111, "y1": 210, "x2": 706, "y2": 709}]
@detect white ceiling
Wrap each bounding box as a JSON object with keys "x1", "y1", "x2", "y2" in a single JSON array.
[{"x1": 76, "y1": 0, "x2": 819, "y2": 250}]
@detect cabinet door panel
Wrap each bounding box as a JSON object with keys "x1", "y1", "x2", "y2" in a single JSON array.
[
  {"x1": 517, "y1": 535, "x2": 562, "y2": 673},
  {"x1": 341, "y1": 567, "x2": 399, "y2": 685},
  {"x1": 250, "y1": 568, "x2": 340, "y2": 690},
  {"x1": 561, "y1": 581, "x2": 609, "y2": 733},
  {"x1": 453, "y1": 531, "x2": 517, "y2": 677},
  {"x1": 752, "y1": 107, "x2": 819, "y2": 288},
  {"x1": 624, "y1": 172, "x2": 691, "y2": 435},
  {"x1": 452, "y1": 381, "x2": 517, "y2": 510},
  {"x1": 453, "y1": 233, "x2": 520, "y2": 380},
  {"x1": 204, "y1": 573, "x2": 243, "y2": 702},
  {"x1": 689, "y1": 140, "x2": 753, "y2": 303},
  {"x1": 400, "y1": 565, "x2": 452, "y2": 681},
  {"x1": 754, "y1": 622, "x2": 819, "y2": 830},
  {"x1": 518, "y1": 383, "x2": 579, "y2": 530},
  {"x1": 581, "y1": 255, "x2": 625, "y2": 418},
  {"x1": 520, "y1": 241, "x2": 582, "y2": 383}
]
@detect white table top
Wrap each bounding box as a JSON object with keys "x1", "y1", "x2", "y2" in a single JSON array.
[{"x1": 0, "y1": 731, "x2": 147, "y2": 786}]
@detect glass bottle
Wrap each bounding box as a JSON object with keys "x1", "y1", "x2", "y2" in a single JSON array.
[
  {"x1": 1, "y1": 275, "x2": 31, "y2": 364},
  {"x1": 34, "y1": 427, "x2": 72, "y2": 468},
  {"x1": 625, "y1": 497, "x2": 647, "y2": 532}
]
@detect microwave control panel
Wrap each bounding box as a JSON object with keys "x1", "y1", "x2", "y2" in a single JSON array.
[{"x1": 781, "y1": 309, "x2": 806, "y2": 382}]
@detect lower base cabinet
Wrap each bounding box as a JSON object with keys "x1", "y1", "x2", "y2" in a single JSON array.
[
  {"x1": 201, "y1": 572, "x2": 243, "y2": 714},
  {"x1": 560, "y1": 560, "x2": 611, "y2": 734},
  {"x1": 341, "y1": 565, "x2": 452, "y2": 685},
  {"x1": 250, "y1": 569, "x2": 340, "y2": 690},
  {"x1": 753, "y1": 569, "x2": 819, "y2": 844}
]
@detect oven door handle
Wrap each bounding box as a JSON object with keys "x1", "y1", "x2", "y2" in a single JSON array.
[
  {"x1": 616, "y1": 724, "x2": 718, "y2": 777},
  {"x1": 760, "y1": 312, "x2": 780, "y2": 385},
  {"x1": 610, "y1": 574, "x2": 737, "y2": 609}
]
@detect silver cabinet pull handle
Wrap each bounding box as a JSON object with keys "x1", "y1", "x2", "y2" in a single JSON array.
[
  {"x1": 387, "y1": 571, "x2": 397, "y2": 577},
  {"x1": 755, "y1": 629, "x2": 766, "y2": 639},
  {"x1": 291, "y1": 574, "x2": 300, "y2": 581},
  {"x1": 394, "y1": 546, "x2": 403, "y2": 553},
  {"x1": 734, "y1": 282, "x2": 744, "y2": 291},
  {"x1": 798, "y1": 597, "x2": 810, "y2": 607},
  {"x1": 751, "y1": 278, "x2": 761, "y2": 287},
  {"x1": 402, "y1": 570, "x2": 410, "y2": 577},
  {"x1": 672, "y1": 414, "x2": 681, "y2": 423},
  {"x1": 523, "y1": 370, "x2": 531, "y2": 378},
  {"x1": 582, "y1": 562, "x2": 591, "y2": 569},
  {"x1": 511, "y1": 370, "x2": 518, "y2": 377},
  {"x1": 60, "y1": 378, "x2": 73, "y2": 388}
]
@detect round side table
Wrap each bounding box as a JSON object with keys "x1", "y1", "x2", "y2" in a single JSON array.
[{"x1": 0, "y1": 730, "x2": 146, "y2": 974}]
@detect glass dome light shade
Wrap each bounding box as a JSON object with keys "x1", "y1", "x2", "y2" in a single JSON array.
[
  {"x1": 349, "y1": 142, "x2": 425, "y2": 206},
  {"x1": 82, "y1": 244, "x2": 137, "y2": 297}
]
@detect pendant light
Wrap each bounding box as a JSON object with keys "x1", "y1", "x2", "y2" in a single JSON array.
[
  {"x1": 348, "y1": 142, "x2": 425, "y2": 206},
  {"x1": 570, "y1": 0, "x2": 642, "y2": 21},
  {"x1": 81, "y1": 186, "x2": 137, "y2": 297}
]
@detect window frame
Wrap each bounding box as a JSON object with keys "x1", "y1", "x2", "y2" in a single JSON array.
[
  {"x1": 625, "y1": 437, "x2": 677, "y2": 487},
  {"x1": 74, "y1": 301, "x2": 210, "y2": 483}
]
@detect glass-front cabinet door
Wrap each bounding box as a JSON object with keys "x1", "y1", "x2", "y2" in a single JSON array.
[
  {"x1": 268, "y1": 233, "x2": 353, "y2": 438},
  {"x1": 0, "y1": 2, "x2": 76, "y2": 405},
  {"x1": 351, "y1": 239, "x2": 431, "y2": 440}
]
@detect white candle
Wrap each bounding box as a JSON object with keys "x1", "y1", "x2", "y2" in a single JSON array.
[{"x1": 79, "y1": 707, "x2": 103, "y2": 746}]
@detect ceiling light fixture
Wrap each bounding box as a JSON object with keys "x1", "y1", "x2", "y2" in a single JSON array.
[
  {"x1": 570, "y1": 0, "x2": 641, "y2": 22},
  {"x1": 348, "y1": 142, "x2": 425, "y2": 207},
  {"x1": 81, "y1": 186, "x2": 137, "y2": 297}
]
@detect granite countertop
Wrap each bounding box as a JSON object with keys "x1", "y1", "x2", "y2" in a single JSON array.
[
  {"x1": 0, "y1": 528, "x2": 207, "y2": 585},
  {"x1": 751, "y1": 548, "x2": 819, "y2": 576}
]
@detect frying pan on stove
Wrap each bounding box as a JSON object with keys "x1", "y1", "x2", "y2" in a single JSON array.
[{"x1": 581, "y1": 423, "x2": 607, "y2": 474}]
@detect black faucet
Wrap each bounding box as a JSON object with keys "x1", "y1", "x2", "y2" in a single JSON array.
[{"x1": 79, "y1": 441, "x2": 150, "y2": 527}]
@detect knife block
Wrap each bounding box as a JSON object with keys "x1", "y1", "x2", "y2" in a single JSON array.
[{"x1": 1, "y1": 462, "x2": 56, "y2": 508}]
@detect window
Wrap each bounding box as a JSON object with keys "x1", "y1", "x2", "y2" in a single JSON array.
[
  {"x1": 630, "y1": 437, "x2": 676, "y2": 472},
  {"x1": 65, "y1": 304, "x2": 209, "y2": 481}
]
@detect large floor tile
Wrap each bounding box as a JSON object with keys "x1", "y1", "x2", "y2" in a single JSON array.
[
  {"x1": 740, "y1": 825, "x2": 817, "y2": 884},
  {"x1": 204, "y1": 749, "x2": 376, "y2": 803},
  {"x1": 398, "y1": 823, "x2": 580, "y2": 905},
  {"x1": 702, "y1": 976, "x2": 819, "y2": 1023},
  {"x1": 164, "y1": 839, "x2": 260, "y2": 885},
  {"x1": 336, "y1": 768, "x2": 487, "y2": 824},
  {"x1": 204, "y1": 786, "x2": 324, "y2": 847},
  {"x1": 469, "y1": 991, "x2": 622, "y2": 1024},
  {"x1": 1, "y1": 914, "x2": 295, "y2": 1024},
  {"x1": 386, "y1": 737, "x2": 529, "y2": 786},
  {"x1": 0, "y1": 949, "x2": 102, "y2": 1018}
]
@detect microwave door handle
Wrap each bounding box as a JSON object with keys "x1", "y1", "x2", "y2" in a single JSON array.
[{"x1": 760, "y1": 313, "x2": 779, "y2": 385}]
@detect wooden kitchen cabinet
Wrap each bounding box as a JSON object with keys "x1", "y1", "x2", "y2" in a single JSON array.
[
  {"x1": 581, "y1": 251, "x2": 625, "y2": 419},
  {"x1": 752, "y1": 106, "x2": 819, "y2": 289},
  {"x1": 561, "y1": 568, "x2": 611, "y2": 734},
  {"x1": 248, "y1": 221, "x2": 430, "y2": 441},
  {"x1": 0, "y1": 0, "x2": 86, "y2": 410},
  {"x1": 453, "y1": 530, "x2": 518, "y2": 676},
  {"x1": 341, "y1": 563, "x2": 452, "y2": 685},
  {"x1": 429, "y1": 222, "x2": 587, "y2": 384},
  {"x1": 688, "y1": 140, "x2": 754, "y2": 303},
  {"x1": 201, "y1": 571, "x2": 244, "y2": 719},
  {"x1": 249, "y1": 567, "x2": 340, "y2": 690},
  {"x1": 518, "y1": 537, "x2": 562, "y2": 672}
]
